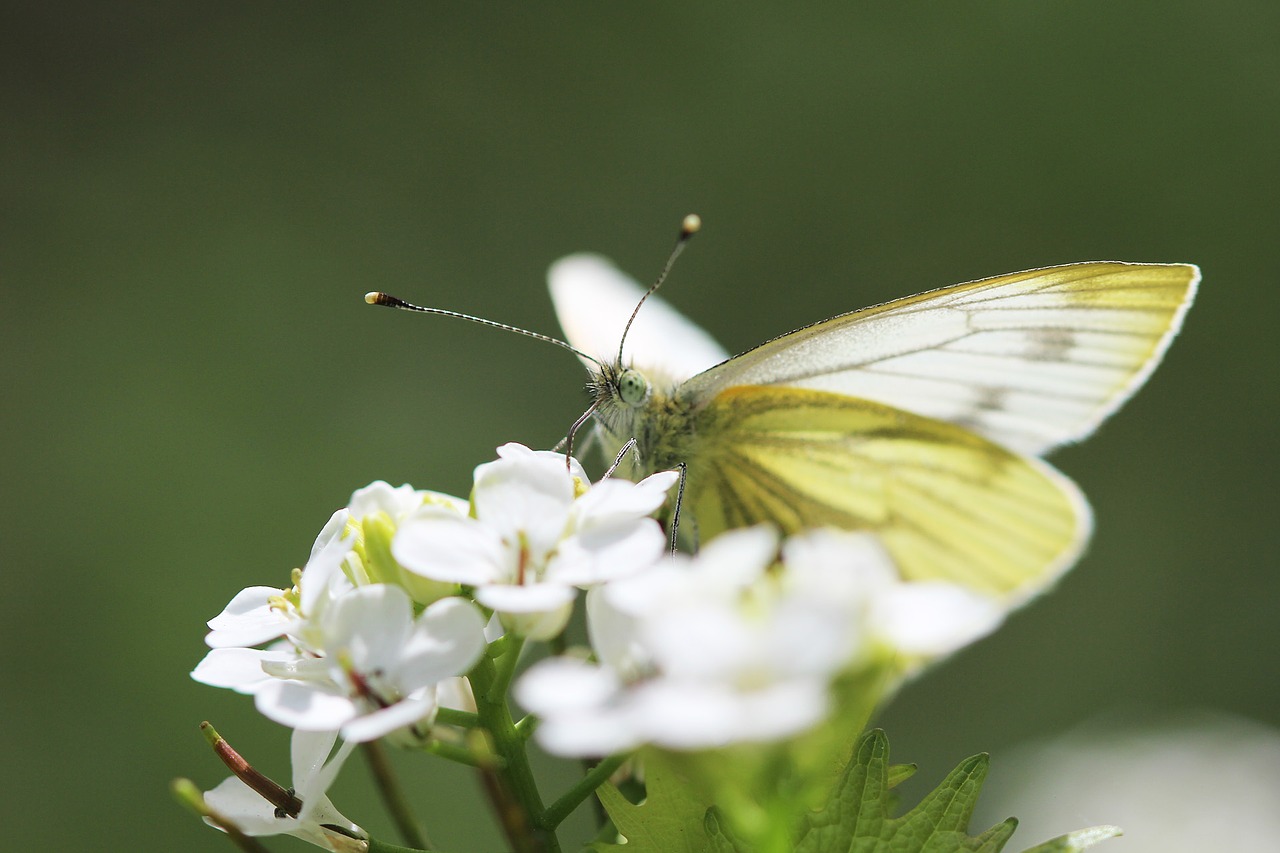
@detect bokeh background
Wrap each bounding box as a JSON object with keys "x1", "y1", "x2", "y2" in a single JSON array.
[{"x1": 4, "y1": 3, "x2": 1277, "y2": 851}]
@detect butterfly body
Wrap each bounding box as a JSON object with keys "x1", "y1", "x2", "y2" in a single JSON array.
[{"x1": 553, "y1": 255, "x2": 1198, "y2": 604}]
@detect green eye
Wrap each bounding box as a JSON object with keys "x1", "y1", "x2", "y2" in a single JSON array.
[{"x1": 618, "y1": 369, "x2": 649, "y2": 405}]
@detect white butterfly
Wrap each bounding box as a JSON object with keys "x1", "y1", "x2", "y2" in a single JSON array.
[{"x1": 549, "y1": 254, "x2": 1198, "y2": 603}]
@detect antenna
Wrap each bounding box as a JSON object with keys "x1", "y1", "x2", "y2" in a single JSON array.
[
  {"x1": 364, "y1": 291, "x2": 602, "y2": 367},
  {"x1": 616, "y1": 213, "x2": 701, "y2": 366}
]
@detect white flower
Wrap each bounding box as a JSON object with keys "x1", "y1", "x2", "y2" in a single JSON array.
[
  {"x1": 203, "y1": 729, "x2": 362, "y2": 851},
  {"x1": 194, "y1": 510, "x2": 356, "y2": 696},
  {"x1": 253, "y1": 584, "x2": 487, "y2": 742},
  {"x1": 518, "y1": 527, "x2": 1005, "y2": 756},
  {"x1": 393, "y1": 443, "x2": 677, "y2": 640},
  {"x1": 201, "y1": 509, "x2": 355, "y2": 653},
  {"x1": 193, "y1": 480, "x2": 475, "y2": 699},
  {"x1": 348, "y1": 479, "x2": 467, "y2": 521},
  {"x1": 780, "y1": 528, "x2": 1004, "y2": 661}
]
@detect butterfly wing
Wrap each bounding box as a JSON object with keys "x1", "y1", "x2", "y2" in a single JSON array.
[
  {"x1": 681, "y1": 262, "x2": 1199, "y2": 456},
  {"x1": 548, "y1": 253, "x2": 729, "y2": 389},
  {"x1": 685, "y1": 385, "x2": 1090, "y2": 602}
]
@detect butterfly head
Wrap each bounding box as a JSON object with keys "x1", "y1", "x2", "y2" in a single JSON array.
[{"x1": 616, "y1": 368, "x2": 651, "y2": 407}]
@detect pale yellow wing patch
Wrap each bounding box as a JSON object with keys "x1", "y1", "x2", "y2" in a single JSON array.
[
  {"x1": 681, "y1": 263, "x2": 1199, "y2": 456},
  {"x1": 688, "y1": 386, "x2": 1091, "y2": 602}
]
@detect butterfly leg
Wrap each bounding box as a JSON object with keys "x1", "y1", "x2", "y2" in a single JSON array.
[
  {"x1": 602, "y1": 438, "x2": 638, "y2": 479},
  {"x1": 667, "y1": 461, "x2": 696, "y2": 555}
]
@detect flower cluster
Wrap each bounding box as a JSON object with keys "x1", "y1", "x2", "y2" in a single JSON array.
[
  {"x1": 516, "y1": 526, "x2": 1002, "y2": 756},
  {"x1": 190, "y1": 441, "x2": 1007, "y2": 847}
]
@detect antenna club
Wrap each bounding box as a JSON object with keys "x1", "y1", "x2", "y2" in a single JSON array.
[
  {"x1": 681, "y1": 214, "x2": 702, "y2": 236},
  {"x1": 364, "y1": 291, "x2": 383, "y2": 304}
]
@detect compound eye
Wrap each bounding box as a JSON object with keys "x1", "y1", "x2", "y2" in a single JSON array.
[{"x1": 617, "y1": 369, "x2": 649, "y2": 405}]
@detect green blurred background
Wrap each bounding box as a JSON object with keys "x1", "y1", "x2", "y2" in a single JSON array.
[{"x1": 4, "y1": 3, "x2": 1276, "y2": 850}]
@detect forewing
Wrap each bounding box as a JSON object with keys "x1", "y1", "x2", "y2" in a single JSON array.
[
  {"x1": 680, "y1": 263, "x2": 1199, "y2": 456},
  {"x1": 687, "y1": 386, "x2": 1091, "y2": 602},
  {"x1": 548, "y1": 253, "x2": 729, "y2": 387}
]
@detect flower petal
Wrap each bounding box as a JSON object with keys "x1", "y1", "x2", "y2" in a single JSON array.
[
  {"x1": 341, "y1": 689, "x2": 438, "y2": 742},
  {"x1": 205, "y1": 586, "x2": 289, "y2": 648},
  {"x1": 322, "y1": 584, "x2": 414, "y2": 674},
  {"x1": 396, "y1": 597, "x2": 488, "y2": 689},
  {"x1": 255, "y1": 680, "x2": 358, "y2": 731},
  {"x1": 191, "y1": 647, "x2": 297, "y2": 694},
  {"x1": 393, "y1": 510, "x2": 510, "y2": 585}
]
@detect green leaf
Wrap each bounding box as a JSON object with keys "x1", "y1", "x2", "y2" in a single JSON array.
[
  {"x1": 1018, "y1": 825, "x2": 1122, "y2": 852},
  {"x1": 591, "y1": 730, "x2": 1119, "y2": 853},
  {"x1": 590, "y1": 751, "x2": 716, "y2": 853},
  {"x1": 887, "y1": 763, "x2": 919, "y2": 789},
  {"x1": 793, "y1": 729, "x2": 1111, "y2": 853}
]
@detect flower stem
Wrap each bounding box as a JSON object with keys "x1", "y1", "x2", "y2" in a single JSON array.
[
  {"x1": 485, "y1": 635, "x2": 524, "y2": 704},
  {"x1": 470, "y1": 649, "x2": 561, "y2": 853},
  {"x1": 435, "y1": 707, "x2": 479, "y2": 728},
  {"x1": 362, "y1": 740, "x2": 431, "y2": 850},
  {"x1": 542, "y1": 753, "x2": 628, "y2": 830},
  {"x1": 420, "y1": 738, "x2": 482, "y2": 767}
]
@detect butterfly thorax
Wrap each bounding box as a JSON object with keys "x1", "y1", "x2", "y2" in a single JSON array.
[{"x1": 588, "y1": 363, "x2": 699, "y2": 477}]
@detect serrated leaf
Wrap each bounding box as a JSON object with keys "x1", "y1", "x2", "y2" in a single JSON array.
[
  {"x1": 1018, "y1": 825, "x2": 1122, "y2": 852},
  {"x1": 795, "y1": 729, "x2": 1021, "y2": 853},
  {"x1": 887, "y1": 763, "x2": 918, "y2": 789},
  {"x1": 590, "y1": 750, "x2": 716, "y2": 853},
  {"x1": 592, "y1": 731, "x2": 1119, "y2": 853}
]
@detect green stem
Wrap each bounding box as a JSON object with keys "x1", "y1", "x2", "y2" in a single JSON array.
[
  {"x1": 435, "y1": 706, "x2": 480, "y2": 728},
  {"x1": 362, "y1": 740, "x2": 432, "y2": 850},
  {"x1": 470, "y1": 650, "x2": 560, "y2": 853},
  {"x1": 513, "y1": 714, "x2": 538, "y2": 740},
  {"x1": 421, "y1": 738, "x2": 482, "y2": 767},
  {"x1": 485, "y1": 635, "x2": 525, "y2": 704},
  {"x1": 542, "y1": 753, "x2": 628, "y2": 830}
]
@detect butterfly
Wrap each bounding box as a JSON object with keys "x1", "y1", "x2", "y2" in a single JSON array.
[{"x1": 548, "y1": 248, "x2": 1198, "y2": 604}]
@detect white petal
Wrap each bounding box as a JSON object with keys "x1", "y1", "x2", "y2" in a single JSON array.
[
  {"x1": 341, "y1": 690, "x2": 438, "y2": 742},
  {"x1": 322, "y1": 585, "x2": 414, "y2": 673},
  {"x1": 473, "y1": 451, "x2": 574, "y2": 556},
  {"x1": 641, "y1": 603, "x2": 752, "y2": 680},
  {"x1": 782, "y1": 529, "x2": 898, "y2": 590},
  {"x1": 191, "y1": 647, "x2": 296, "y2": 694},
  {"x1": 571, "y1": 472, "x2": 677, "y2": 525},
  {"x1": 294, "y1": 733, "x2": 358, "y2": 828},
  {"x1": 496, "y1": 442, "x2": 589, "y2": 484},
  {"x1": 689, "y1": 526, "x2": 779, "y2": 587},
  {"x1": 393, "y1": 510, "x2": 509, "y2": 585},
  {"x1": 290, "y1": 729, "x2": 341, "y2": 790},
  {"x1": 547, "y1": 520, "x2": 666, "y2": 585},
  {"x1": 255, "y1": 680, "x2": 358, "y2": 731},
  {"x1": 515, "y1": 657, "x2": 622, "y2": 716},
  {"x1": 873, "y1": 583, "x2": 1004, "y2": 656},
  {"x1": 632, "y1": 680, "x2": 743, "y2": 749},
  {"x1": 396, "y1": 597, "x2": 488, "y2": 689},
  {"x1": 205, "y1": 586, "x2": 288, "y2": 648},
  {"x1": 299, "y1": 517, "x2": 356, "y2": 616},
  {"x1": 535, "y1": 710, "x2": 642, "y2": 758},
  {"x1": 203, "y1": 777, "x2": 280, "y2": 835},
  {"x1": 308, "y1": 508, "x2": 351, "y2": 564},
  {"x1": 729, "y1": 680, "x2": 830, "y2": 743},
  {"x1": 585, "y1": 586, "x2": 647, "y2": 675},
  {"x1": 478, "y1": 584, "x2": 576, "y2": 640},
  {"x1": 768, "y1": 595, "x2": 865, "y2": 676},
  {"x1": 476, "y1": 582, "x2": 576, "y2": 613},
  {"x1": 599, "y1": 562, "x2": 688, "y2": 618},
  {"x1": 437, "y1": 676, "x2": 477, "y2": 713},
  {"x1": 348, "y1": 480, "x2": 414, "y2": 520},
  {"x1": 260, "y1": 655, "x2": 331, "y2": 682}
]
